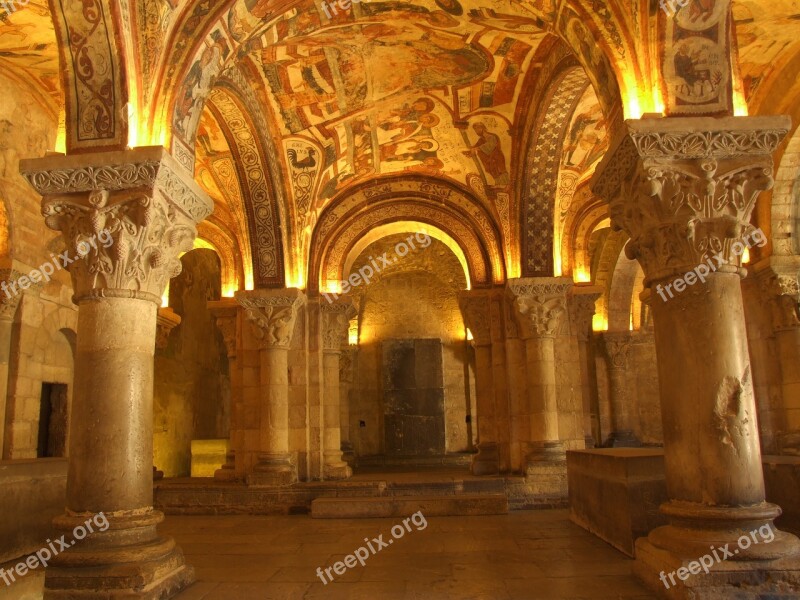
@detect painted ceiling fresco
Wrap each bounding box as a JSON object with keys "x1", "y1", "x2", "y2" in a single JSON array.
[{"x1": 176, "y1": 0, "x2": 553, "y2": 204}]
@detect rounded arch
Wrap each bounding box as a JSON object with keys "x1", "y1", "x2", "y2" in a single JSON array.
[
  {"x1": 309, "y1": 176, "x2": 505, "y2": 293},
  {"x1": 342, "y1": 222, "x2": 472, "y2": 291}
]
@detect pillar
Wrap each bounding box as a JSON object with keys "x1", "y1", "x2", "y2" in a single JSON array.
[
  {"x1": 320, "y1": 300, "x2": 355, "y2": 479},
  {"x1": 235, "y1": 288, "x2": 304, "y2": 486},
  {"x1": 339, "y1": 346, "x2": 357, "y2": 463},
  {"x1": 503, "y1": 293, "x2": 527, "y2": 471},
  {"x1": 508, "y1": 278, "x2": 572, "y2": 465},
  {"x1": 0, "y1": 286, "x2": 20, "y2": 458},
  {"x1": 20, "y1": 147, "x2": 212, "y2": 599},
  {"x1": 569, "y1": 286, "x2": 602, "y2": 448},
  {"x1": 458, "y1": 290, "x2": 499, "y2": 475},
  {"x1": 593, "y1": 116, "x2": 800, "y2": 596},
  {"x1": 755, "y1": 258, "x2": 800, "y2": 454},
  {"x1": 209, "y1": 300, "x2": 239, "y2": 481},
  {"x1": 602, "y1": 331, "x2": 641, "y2": 447}
]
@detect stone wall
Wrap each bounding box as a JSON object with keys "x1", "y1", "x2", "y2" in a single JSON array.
[
  {"x1": 347, "y1": 235, "x2": 475, "y2": 457},
  {"x1": 154, "y1": 250, "x2": 230, "y2": 477}
]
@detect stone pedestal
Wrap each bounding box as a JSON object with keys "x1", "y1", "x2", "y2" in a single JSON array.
[
  {"x1": 236, "y1": 289, "x2": 304, "y2": 487},
  {"x1": 320, "y1": 300, "x2": 355, "y2": 480},
  {"x1": 507, "y1": 279, "x2": 571, "y2": 479},
  {"x1": 593, "y1": 116, "x2": 800, "y2": 598},
  {"x1": 602, "y1": 331, "x2": 641, "y2": 448},
  {"x1": 21, "y1": 147, "x2": 212, "y2": 599},
  {"x1": 459, "y1": 291, "x2": 499, "y2": 475}
]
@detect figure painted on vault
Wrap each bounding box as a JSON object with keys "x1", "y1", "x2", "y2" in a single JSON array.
[{"x1": 464, "y1": 123, "x2": 509, "y2": 187}]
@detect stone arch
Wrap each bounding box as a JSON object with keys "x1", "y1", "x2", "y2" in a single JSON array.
[
  {"x1": 309, "y1": 176, "x2": 505, "y2": 293},
  {"x1": 49, "y1": 0, "x2": 130, "y2": 151},
  {"x1": 205, "y1": 83, "x2": 286, "y2": 288},
  {"x1": 520, "y1": 66, "x2": 592, "y2": 277},
  {"x1": 197, "y1": 221, "x2": 245, "y2": 296}
]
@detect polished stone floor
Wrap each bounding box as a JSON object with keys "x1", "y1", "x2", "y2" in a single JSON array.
[{"x1": 166, "y1": 510, "x2": 657, "y2": 600}]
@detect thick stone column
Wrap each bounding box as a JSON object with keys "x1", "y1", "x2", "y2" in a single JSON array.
[
  {"x1": 569, "y1": 286, "x2": 602, "y2": 448},
  {"x1": 593, "y1": 116, "x2": 800, "y2": 596},
  {"x1": 209, "y1": 300, "x2": 239, "y2": 481},
  {"x1": 459, "y1": 290, "x2": 499, "y2": 475},
  {"x1": 503, "y1": 294, "x2": 527, "y2": 471},
  {"x1": 21, "y1": 147, "x2": 212, "y2": 599},
  {"x1": 602, "y1": 331, "x2": 641, "y2": 447},
  {"x1": 755, "y1": 258, "x2": 800, "y2": 454},
  {"x1": 235, "y1": 289, "x2": 304, "y2": 486},
  {"x1": 508, "y1": 278, "x2": 572, "y2": 467},
  {"x1": 320, "y1": 300, "x2": 355, "y2": 480}
]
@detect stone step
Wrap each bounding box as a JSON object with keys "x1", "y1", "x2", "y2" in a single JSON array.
[{"x1": 310, "y1": 494, "x2": 509, "y2": 519}]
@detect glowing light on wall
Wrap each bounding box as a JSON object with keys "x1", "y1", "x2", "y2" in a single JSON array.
[
  {"x1": 575, "y1": 268, "x2": 592, "y2": 283},
  {"x1": 348, "y1": 318, "x2": 359, "y2": 346},
  {"x1": 592, "y1": 313, "x2": 608, "y2": 332},
  {"x1": 466, "y1": 328, "x2": 474, "y2": 341},
  {"x1": 742, "y1": 247, "x2": 751, "y2": 264},
  {"x1": 54, "y1": 109, "x2": 66, "y2": 154}
]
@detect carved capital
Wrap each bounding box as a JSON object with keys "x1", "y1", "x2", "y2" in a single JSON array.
[
  {"x1": 320, "y1": 300, "x2": 356, "y2": 353},
  {"x1": 155, "y1": 307, "x2": 181, "y2": 350},
  {"x1": 458, "y1": 290, "x2": 492, "y2": 346},
  {"x1": 209, "y1": 299, "x2": 239, "y2": 357},
  {"x1": 592, "y1": 117, "x2": 790, "y2": 284},
  {"x1": 754, "y1": 258, "x2": 800, "y2": 333},
  {"x1": 507, "y1": 278, "x2": 572, "y2": 339},
  {"x1": 20, "y1": 148, "x2": 213, "y2": 306},
  {"x1": 569, "y1": 286, "x2": 603, "y2": 342},
  {"x1": 236, "y1": 289, "x2": 305, "y2": 350},
  {"x1": 603, "y1": 331, "x2": 632, "y2": 370}
]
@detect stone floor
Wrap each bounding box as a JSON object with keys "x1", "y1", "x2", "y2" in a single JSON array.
[{"x1": 166, "y1": 510, "x2": 657, "y2": 600}]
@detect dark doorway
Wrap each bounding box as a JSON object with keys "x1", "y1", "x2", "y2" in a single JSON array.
[
  {"x1": 382, "y1": 339, "x2": 446, "y2": 456},
  {"x1": 37, "y1": 383, "x2": 68, "y2": 458}
]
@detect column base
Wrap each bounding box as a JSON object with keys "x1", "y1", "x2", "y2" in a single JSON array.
[
  {"x1": 634, "y1": 536, "x2": 800, "y2": 599},
  {"x1": 246, "y1": 453, "x2": 296, "y2": 487},
  {"x1": 214, "y1": 451, "x2": 237, "y2": 481},
  {"x1": 471, "y1": 442, "x2": 500, "y2": 475},
  {"x1": 604, "y1": 430, "x2": 641, "y2": 448},
  {"x1": 341, "y1": 441, "x2": 355, "y2": 465},
  {"x1": 525, "y1": 442, "x2": 567, "y2": 497},
  {"x1": 778, "y1": 432, "x2": 800, "y2": 456},
  {"x1": 44, "y1": 511, "x2": 194, "y2": 600},
  {"x1": 323, "y1": 463, "x2": 353, "y2": 480}
]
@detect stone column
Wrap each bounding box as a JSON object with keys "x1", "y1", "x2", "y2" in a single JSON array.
[
  {"x1": 339, "y1": 346, "x2": 357, "y2": 463},
  {"x1": 459, "y1": 290, "x2": 499, "y2": 475},
  {"x1": 593, "y1": 116, "x2": 800, "y2": 593},
  {"x1": 569, "y1": 286, "x2": 602, "y2": 448},
  {"x1": 502, "y1": 294, "x2": 526, "y2": 471},
  {"x1": 756, "y1": 258, "x2": 800, "y2": 454},
  {"x1": 236, "y1": 289, "x2": 304, "y2": 486},
  {"x1": 602, "y1": 331, "x2": 640, "y2": 447},
  {"x1": 508, "y1": 278, "x2": 572, "y2": 465},
  {"x1": 0, "y1": 288, "x2": 20, "y2": 459},
  {"x1": 21, "y1": 147, "x2": 212, "y2": 598},
  {"x1": 209, "y1": 299, "x2": 239, "y2": 481},
  {"x1": 320, "y1": 299, "x2": 355, "y2": 479}
]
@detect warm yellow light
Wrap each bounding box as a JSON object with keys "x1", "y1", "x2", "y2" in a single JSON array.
[
  {"x1": 222, "y1": 284, "x2": 236, "y2": 298},
  {"x1": 466, "y1": 328, "x2": 474, "y2": 341},
  {"x1": 733, "y1": 90, "x2": 749, "y2": 117},
  {"x1": 575, "y1": 268, "x2": 591, "y2": 283},
  {"x1": 742, "y1": 247, "x2": 751, "y2": 264},
  {"x1": 54, "y1": 108, "x2": 66, "y2": 154},
  {"x1": 348, "y1": 319, "x2": 359, "y2": 346},
  {"x1": 592, "y1": 313, "x2": 608, "y2": 332}
]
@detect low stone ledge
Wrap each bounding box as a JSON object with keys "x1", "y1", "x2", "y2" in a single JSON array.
[
  {"x1": 567, "y1": 449, "x2": 667, "y2": 557},
  {"x1": 310, "y1": 494, "x2": 508, "y2": 519}
]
